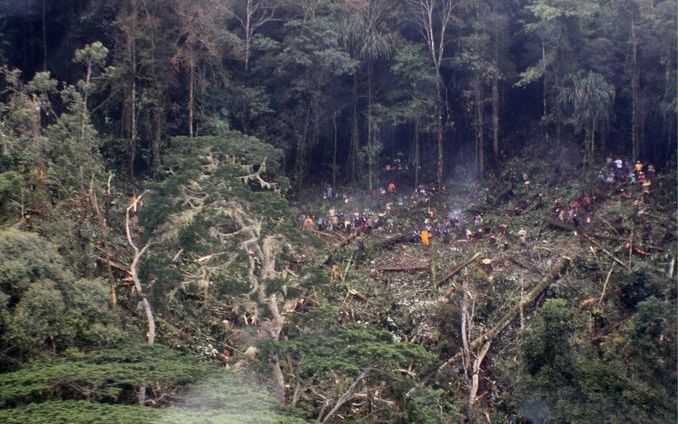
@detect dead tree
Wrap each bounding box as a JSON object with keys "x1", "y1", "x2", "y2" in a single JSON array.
[
  {"x1": 125, "y1": 190, "x2": 156, "y2": 345},
  {"x1": 125, "y1": 190, "x2": 155, "y2": 405},
  {"x1": 438, "y1": 256, "x2": 571, "y2": 375},
  {"x1": 460, "y1": 277, "x2": 492, "y2": 423}
]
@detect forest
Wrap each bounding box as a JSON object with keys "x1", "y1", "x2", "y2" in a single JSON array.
[{"x1": 0, "y1": 0, "x2": 675, "y2": 423}]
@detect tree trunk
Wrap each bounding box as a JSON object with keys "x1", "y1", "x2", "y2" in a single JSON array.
[
  {"x1": 151, "y1": 105, "x2": 162, "y2": 176},
  {"x1": 188, "y1": 65, "x2": 195, "y2": 138},
  {"x1": 590, "y1": 116, "x2": 596, "y2": 169},
  {"x1": 80, "y1": 64, "x2": 92, "y2": 144},
  {"x1": 349, "y1": 75, "x2": 359, "y2": 184},
  {"x1": 244, "y1": 0, "x2": 252, "y2": 71},
  {"x1": 41, "y1": 0, "x2": 47, "y2": 70},
  {"x1": 124, "y1": 191, "x2": 155, "y2": 407},
  {"x1": 295, "y1": 104, "x2": 311, "y2": 191},
  {"x1": 541, "y1": 38, "x2": 549, "y2": 144},
  {"x1": 128, "y1": 0, "x2": 138, "y2": 180},
  {"x1": 438, "y1": 257, "x2": 571, "y2": 374},
  {"x1": 129, "y1": 78, "x2": 137, "y2": 179},
  {"x1": 435, "y1": 73, "x2": 444, "y2": 187},
  {"x1": 554, "y1": 70, "x2": 563, "y2": 148},
  {"x1": 265, "y1": 292, "x2": 286, "y2": 402},
  {"x1": 663, "y1": 50, "x2": 674, "y2": 164},
  {"x1": 491, "y1": 75, "x2": 500, "y2": 164},
  {"x1": 630, "y1": 13, "x2": 640, "y2": 161},
  {"x1": 414, "y1": 119, "x2": 420, "y2": 188},
  {"x1": 474, "y1": 80, "x2": 485, "y2": 177},
  {"x1": 367, "y1": 60, "x2": 374, "y2": 192},
  {"x1": 332, "y1": 111, "x2": 338, "y2": 187}
]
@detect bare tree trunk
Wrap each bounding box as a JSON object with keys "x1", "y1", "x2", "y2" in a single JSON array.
[
  {"x1": 262, "y1": 292, "x2": 286, "y2": 402},
  {"x1": 438, "y1": 257, "x2": 571, "y2": 374},
  {"x1": 541, "y1": 38, "x2": 549, "y2": 144},
  {"x1": 320, "y1": 370, "x2": 369, "y2": 423},
  {"x1": 127, "y1": 0, "x2": 138, "y2": 180},
  {"x1": 130, "y1": 78, "x2": 137, "y2": 179},
  {"x1": 188, "y1": 65, "x2": 195, "y2": 138},
  {"x1": 41, "y1": 0, "x2": 47, "y2": 70},
  {"x1": 125, "y1": 191, "x2": 154, "y2": 405},
  {"x1": 491, "y1": 75, "x2": 500, "y2": 164},
  {"x1": 436, "y1": 74, "x2": 444, "y2": 187},
  {"x1": 125, "y1": 191, "x2": 155, "y2": 345},
  {"x1": 367, "y1": 60, "x2": 375, "y2": 192},
  {"x1": 151, "y1": 105, "x2": 162, "y2": 176},
  {"x1": 414, "y1": 118, "x2": 420, "y2": 187},
  {"x1": 349, "y1": 75, "x2": 359, "y2": 184},
  {"x1": 467, "y1": 341, "x2": 491, "y2": 423},
  {"x1": 663, "y1": 50, "x2": 674, "y2": 164},
  {"x1": 229, "y1": 0, "x2": 274, "y2": 72},
  {"x1": 474, "y1": 79, "x2": 485, "y2": 177},
  {"x1": 244, "y1": 0, "x2": 252, "y2": 71},
  {"x1": 409, "y1": 0, "x2": 453, "y2": 188},
  {"x1": 332, "y1": 111, "x2": 338, "y2": 187},
  {"x1": 630, "y1": 13, "x2": 640, "y2": 161},
  {"x1": 554, "y1": 70, "x2": 562, "y2": 148},
  {"x1": 591, "y1": 116, "x2": 596, "y2": 169}
]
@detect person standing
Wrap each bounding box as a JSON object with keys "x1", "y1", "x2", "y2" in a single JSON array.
[{"x1": 420, "y1": 228, "x2": 430, "y2": 247}]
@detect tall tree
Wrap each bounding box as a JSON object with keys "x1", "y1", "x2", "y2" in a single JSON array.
[
  {"x1": 518, "y1": 0, "x2": 600, "y2": 148},
  {"x1": 408, "y1": 0, "x2": 455, "y2": 187},
  {"x1": 561, "y1": 70, "x2": 615, "y2": 168},
  {"x1": 172, "y1": 0, "x2": 228, "y2": 138},
  {"x1": 340, "y1": 0, "x2": 393, "y2": 190},
  {"x1": 226, "y1": 0, "x2": 277, "y2": 71}
]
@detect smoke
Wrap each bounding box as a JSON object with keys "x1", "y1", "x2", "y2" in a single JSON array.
[
  {"x1": 156, "y1": 372, "x2": 294, "y2": 423},
  {"x1": 521, "y1": 398, "x2": 552, "y2": 423}
]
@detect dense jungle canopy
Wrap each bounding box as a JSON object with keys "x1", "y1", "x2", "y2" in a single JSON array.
[{"x1": 0, "y1": 0, "x2": 675, "y2": 423}]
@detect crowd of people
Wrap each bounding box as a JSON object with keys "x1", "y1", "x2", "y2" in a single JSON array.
[
  {"x1": 597, "y1": 157, "x2": 655, "y2": 195},
  {"x1": 555, "y1": 157, "x2": 657, "y2": 227},
  {"x1": 301, "y1": 157, "x2": 660, "y2": 248},
  {"x1": 299, "y1": 182, "x2": 470, "y2": 247}
]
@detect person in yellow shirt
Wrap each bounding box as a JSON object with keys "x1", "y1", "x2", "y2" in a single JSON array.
[{"x1": 420, "y1": 228, "x2": 430, "y2": 247}]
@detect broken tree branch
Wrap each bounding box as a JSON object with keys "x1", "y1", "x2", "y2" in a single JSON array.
[
  {"x1": 598, "y1": 263, "x2": 616, "y2": 306},
  {"x1": 437, "y1": 252, "x2": 482, "y2": 289},
  {"x1": 238, "y1": 157, "x2": 277, "y2": 190},
  {"x1": 320, "y1": 369, "x2": 370, "y2": 423},
  {"x1": 583, "y1": 234, "x2": 629, "y2": 270},
  {"x1": 437, "y1": 256, "x2": 571, "y2": 375},
  {"x1": 125, "y1": 190, "x2": 156, "y2": 345}
]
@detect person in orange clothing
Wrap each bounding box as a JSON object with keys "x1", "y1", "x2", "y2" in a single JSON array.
[
  {"x1": 387, "y1": 181, "x2": 397, "y2": 193},
  {"x1": 420, "y1": 228, "x2": 430, "y2": 247}
]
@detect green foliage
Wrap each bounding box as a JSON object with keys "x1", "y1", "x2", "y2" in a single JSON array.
[
  {"x1": 0, "y1": 229, "x2": 124, "y2": 363},
  {"x1": 0, "y1": 171, "x2": 20, "y2": 220},
  {"x1": 0, "y1": 343, "x2": 206, "y2": 406},
  {"x1": 0, "y1": 401, "x2": 160, "y2": 424},
  {"x1": 560, "y1": 70, "x2": 615, "y2": 132},
  {"x1": 0, "y1": 370, "x2": 311, "y2": 423},
  {"x1": 521, "y1": 299, "x2": 578, "y2": 378},
  {"x1": 74, "y1": 42, "x2": 109, "y2": 70},
  {"x1": 406, "y1": 387, "x2": 464, "y2": 424},
  {"x1": 279, "y1": 316, "x2": 433, "y2": 378},
  {"x1": 618, "y1": 265, "x2": 671, "y2": 310},
  {"x1": 514, "y1": 298, "x2": 675, "y2": 423}
]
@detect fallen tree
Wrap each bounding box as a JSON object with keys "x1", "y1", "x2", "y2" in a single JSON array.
[
  {"x1": 437, "y1": 256, "x2": 572, "y2": 375},
  {"x1": 437, "y1": 252, "x2": 482, "y2": 289}
]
